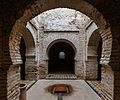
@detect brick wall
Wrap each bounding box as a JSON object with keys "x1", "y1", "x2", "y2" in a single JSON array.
[
  {"x1": 0, "y1": 70, "x2": 7, "y2": 100},
  {"x1": 114, "y1": 71, "x2": 120, "y2": 100},
  {"x1": 7, "y1": 65, "x2": 20, "y2": 100},
  {"x1": 87, "y1": 65, "x2": 114, "y2": 100},
  {"x1": 0, "y1": 33, "x2": 20, "y2": 100}
]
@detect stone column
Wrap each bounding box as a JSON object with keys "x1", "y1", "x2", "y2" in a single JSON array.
[
  {"x1": 25, "y1": 55, "x2": 39, "y2": 80},
  {"x1": 85, "y1": 56, "x2": 98, "y2": 80},
  {"x1": 38, "y1": 27, "x2": 48, "y2": 78}
]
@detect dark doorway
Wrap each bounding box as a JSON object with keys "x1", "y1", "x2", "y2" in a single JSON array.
[
  {"x1": 48, "y1": 42, "x2": 75, "y2": 73},
  {"x1": 97, "y1": 38, "x2": 102, "y2": 81},
  {"x1": 20, "y1": 37, "x2": 26, "y2": 80}
]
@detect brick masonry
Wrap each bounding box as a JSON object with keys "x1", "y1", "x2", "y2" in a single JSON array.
[{"x1": 7, "y1": 65, "x2": 20, "y2": 100}]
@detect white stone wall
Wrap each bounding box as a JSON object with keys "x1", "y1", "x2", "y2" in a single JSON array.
[{"x1": 38, "y1": 31, "x2": 85, "y2": 79}]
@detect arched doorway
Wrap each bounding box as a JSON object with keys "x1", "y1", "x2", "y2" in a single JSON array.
[
  {"x1": 48, "y1": 42, "x2": 75, "y2": 74},
  {"x1": 20, "y1": 37, "x2": 26, "y2": 80}
]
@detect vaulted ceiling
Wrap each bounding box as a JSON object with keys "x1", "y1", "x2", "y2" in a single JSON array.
[
  {"x1": 0, "y1": 0, "x2": 120, "y2": 34},
  {"x1": 30, "y1": 8, "x2": 91, "y2": 31}
]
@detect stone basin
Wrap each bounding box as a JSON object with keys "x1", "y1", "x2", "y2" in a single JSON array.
[{"x1": 47, "y1": 84, "x2": 73, "y2": 95}]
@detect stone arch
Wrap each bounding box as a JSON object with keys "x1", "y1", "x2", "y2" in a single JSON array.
[
  {"x1": 38, "y1": 31, "x2": 85, "y2": 79},
  {"x1": 47, "y1": 40, "x2": 76, "y2": 73},
  {"x1": 22, "y1": 28, "x2": 35, "y2": 56},
  {"x1": 46, "y1": 39, "x2": 77, "y2": 59},
  {"x1": 87, "y1": 29, "x2": 101, "y2": 57},
  {"x1": 21, "y1": 28, "x2": 38, "y2": 80},
  {"x1": 86, "y1": 29, "x2": 102, "y2": 80},
  {"x1": 9, "y1": 0, "x2": 112, "y2": 67}
]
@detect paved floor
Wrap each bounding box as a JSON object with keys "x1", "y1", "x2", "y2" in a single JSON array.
[{"x1": 27, "y1": 80, "x2": 101, "y2": 100}]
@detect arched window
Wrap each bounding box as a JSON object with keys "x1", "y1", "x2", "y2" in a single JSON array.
[{"x1": 59, "y1": 51, "x2": 65, "y2": 59}]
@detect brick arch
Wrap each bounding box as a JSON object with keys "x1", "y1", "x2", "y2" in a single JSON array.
[{"x1": 9, "y1": 0, "x2": 112, "y2": 66}]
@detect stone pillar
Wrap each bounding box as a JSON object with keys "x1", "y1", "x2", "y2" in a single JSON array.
[
  {"x1": 38, "y1": 27, "x2": 48, "y2": 78},
  {"x1": 25, "y1": 55, "x2": 39, "y2": 80},
  {"x1": 39, "y1": 59, "x2": 48, "y2": 78},
  {"x1": 85, "y1": 56, "x2": 98, "y2": 80}
]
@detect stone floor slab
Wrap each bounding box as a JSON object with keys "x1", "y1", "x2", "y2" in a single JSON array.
[{"x1": 27, "y1": 80, "x2": 101, "y2": 100}]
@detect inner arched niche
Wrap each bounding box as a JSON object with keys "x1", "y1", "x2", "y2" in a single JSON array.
[
  {"x1": 48, "y1": 41, "x2": 75, "y2": 73},
  {"x1": 23, "y1": 28, "x2": 37, "y2": 80},
  {"x1": 86, "y1": 29, "x2": 102, "y2": 80}
]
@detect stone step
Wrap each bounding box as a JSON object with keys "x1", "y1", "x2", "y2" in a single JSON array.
[{"x1": 46, "y1": 73, "x2": 77, "y2": 80}]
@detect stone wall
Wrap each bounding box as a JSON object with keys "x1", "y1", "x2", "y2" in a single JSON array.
[
  {"x1": 38, "y1": 31, "x2": 85, "y2": 79},
  {"x1": 25, "y1": 55, "x2": 39, "y2": 80},
  {"x1": 85, "y1": 58, "x2": 98, "y2": 79}
]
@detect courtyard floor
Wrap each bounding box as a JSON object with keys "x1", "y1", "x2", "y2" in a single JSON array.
[{"x1": 27, "y1": 80, "x2": 101, "y2": 100}]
